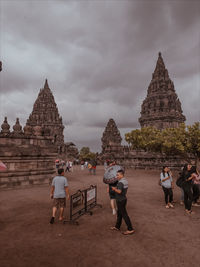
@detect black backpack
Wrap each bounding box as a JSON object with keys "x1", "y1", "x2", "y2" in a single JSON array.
[{"x1": 176, "y1": 173, "x2": 184, "y2": 188}]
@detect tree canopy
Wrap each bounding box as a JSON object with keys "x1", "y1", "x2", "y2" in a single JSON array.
[
  {"x1": 79, "y1": 147, "x2": 96, "y2": 161},
  {"x1": 125, "y1": 122, "x2": 200, "y2": 162}
]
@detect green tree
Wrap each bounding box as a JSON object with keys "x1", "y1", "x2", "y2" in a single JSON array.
[
  {"x1": 79, "y1": 147, "x2": 96, "y2": 161},
  {"x1": 186, "y1": 122, "x2": 200, "y2": 165},
  {"x1": 125, "y1": 122, "x2": 200, "y2": 166},
  {"x1": 160, "y1": 123, "x2": 187, "y2": 155},
  {"x1": 125, "y1": 126, "x2": 161, "y2": 152}
]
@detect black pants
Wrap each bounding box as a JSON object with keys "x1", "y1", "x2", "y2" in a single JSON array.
[
  {"x1": 162, "y1": 187, "x2": 173, "y2": 204},
  {"x1": 182, "y1": 182, "x2": 193, "y2": 211},
  {"x1": 115, "y1": 199, "x2": 133, "y2": 231},
  {"x1": 192, "y1": 184, "x2": 200, "y2": 203}
]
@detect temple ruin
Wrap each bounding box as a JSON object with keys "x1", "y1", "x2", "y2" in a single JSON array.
[
  {"x1": 26, "y1": 79, "x2": 64, "y2": 151},
  {"x1": 100, "y1": 53, "x2": 192, "y2": 169},
  {"x1": 0, "y1": 117, "x2": 57, "y2": 189},
  {"x1": 0, "y1": 80, "x2": 78, "y2": 189},
  {"x1": 101, "y1": 118, "x2": 122, "y2": 154},
  {"x1": 139, "y1": 52, "x2": 186, "y2": 129}
]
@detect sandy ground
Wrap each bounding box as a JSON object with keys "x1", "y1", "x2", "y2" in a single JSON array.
[{"x1": 0, "y1": 166, "x2": 200, "y2": 267}]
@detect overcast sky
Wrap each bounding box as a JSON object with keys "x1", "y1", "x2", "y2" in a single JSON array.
[{"x1": 0, "y1": 0, "x2": 199, "y2": 152}]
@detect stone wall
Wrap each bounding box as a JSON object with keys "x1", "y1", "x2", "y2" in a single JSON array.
[
  {"x1": 100, "y1": 145, "x2": 195, "y2": 170},
  {"x1": 0, "y1": 126, "x2": 57, "y2": 190}
]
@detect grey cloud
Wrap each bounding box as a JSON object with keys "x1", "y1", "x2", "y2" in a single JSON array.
[{"x1": 0, "y1": 0, "x2": 199, "y2": 152}]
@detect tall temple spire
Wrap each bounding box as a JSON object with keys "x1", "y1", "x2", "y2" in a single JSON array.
[
  {"x1": 139, "y1": 53, "x2": 186, "y2": 129},
  {"x1": 152, "y1": 52, "x2": 168, "y2": 81},
  {"x1": 26, "y1": 80, "x2": 64, "y2": 145},
  {"x1": 44, "y1": 79, "x2": 50, "y2": 90}
]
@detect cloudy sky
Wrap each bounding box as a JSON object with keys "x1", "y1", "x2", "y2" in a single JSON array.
[{"x1": 0, "y1": 0, "x2": 199, "y2": 152}]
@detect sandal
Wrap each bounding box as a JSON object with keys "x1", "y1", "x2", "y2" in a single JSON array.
[
  {"x1": 122, "y1": 230, "x2": 135, "y2": 235},
  {"x1": 110, "y1": 226, "x2": 120, "y2": 231}
]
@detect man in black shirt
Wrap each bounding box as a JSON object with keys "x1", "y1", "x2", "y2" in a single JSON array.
[{"x1": 111, "y1": 169, "x2": 135, "y2": 235}]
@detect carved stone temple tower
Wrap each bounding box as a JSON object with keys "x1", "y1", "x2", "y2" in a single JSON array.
[
  {"x1": 101, "y1": 118, "x2": 122, "y2": 153},
  {"x1": 26, "y1": 79, "x2": 64, "y2": 146},
  {"x1": 139, "y1": 52, "x2": 186, "y2": 129}
]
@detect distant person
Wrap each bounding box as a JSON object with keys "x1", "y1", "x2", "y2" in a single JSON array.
[
  {"x1": 160, "y1": 166, "x2": 174, "y2": 208},
  {"x1": 55, "y1": 159, "x2": 60, "y2": 169},
  {"x1": 191, "y1": 166, "x2": 200, "y2": 206},
  {"x1": 91, "y1": 160, "x2": 97, "y2": 175},
  {"x1": 81, "y1": 160, "x2": 85, "y2": 170},
  {"x1": 69, "y1": 160, "x2": 73, "y2": 172},
  {"x1": 65, "y1": 160, "x2": 70, "y2": 172},
  {"x1": 180, "y1": 164, "x2": 194, "y2": 214},
  {"x1": 88, "y1": 162, "x2": 92, "y2": 174},
  {"x1": 60, "y1": 160, "x2": 65, "y2": 168},
  {"x1": 110, "y1": 169, "x2": 135, "y2": 235},
  {"x1": 50, "y1": 168, "x2": 70, "y2": 224},
  {"x1": 84, "y1": 161, "x2": 88, "y2": 169}
]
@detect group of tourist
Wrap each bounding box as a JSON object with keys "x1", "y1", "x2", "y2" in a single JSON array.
[
  {"x1": 160, "y1": 164, "x2": 200, "y2": 214},
  {"x1": 49, "y1": 159, "x2": 199, "y2": 237},
  {"x1": 81, "y1": 160, "x2": 97, "y2": 175},
  {"x1": 55, "y1": 159, "x2": 73, "y2": 172}
]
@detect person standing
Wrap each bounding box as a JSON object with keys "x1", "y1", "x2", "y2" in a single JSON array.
[
  {"x1": 91, "y1": 159, "x2": 97, "y2": 175},
  {"x1": 50, "y1": 168, "x2": 70, "y2": 224},
  {"x1": 160, "y1": 166, "x2": 174, "y2": 209},
  {"x1": 81, "y1": 160, "x2": 85, "y2": 170},
  {"x1": 110, "y1": 169, "x2": 135, "y2": 235},
  {"x1": 181, "y1": 164, "x2": 194, "y2": 214},
  {"x1": 191, "y1": 166, "x2": 200, "y2": 206}
]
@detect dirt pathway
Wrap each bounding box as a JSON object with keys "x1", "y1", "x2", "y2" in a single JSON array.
[{"x1": 0, "y1": 166, "x2": 200, "y2": 267}]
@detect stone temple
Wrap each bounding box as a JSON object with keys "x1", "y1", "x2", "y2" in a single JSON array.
[
  {"x1": 26, "y1": 79, "x2": 64, "y2": 149},
  {"x1": 0, "y1": 79, "x2": 78, "y2": 189},
  {"x1": 101, "y1": 118, "x2": 122, "y2": 154},
  {"x1": 139, "y1": 52, "x2": 186, "y2": 129},
  {"x1": 100, "y1": 53, "x2": 192, "y2": 169}
]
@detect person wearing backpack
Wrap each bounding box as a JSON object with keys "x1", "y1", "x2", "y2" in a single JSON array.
[{"x1": 180, "y1": 164, "x2": 194, "y2": 214}]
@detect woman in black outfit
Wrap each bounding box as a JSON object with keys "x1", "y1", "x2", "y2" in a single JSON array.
[{"x1": 181, "y1": 164, "x2": 194, "y2": 214}]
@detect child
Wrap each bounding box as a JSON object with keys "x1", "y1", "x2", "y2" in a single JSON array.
[
  {"x1": 111, "y1": 169, "x2": 135, "y2": 235},
  {"x1": 160, "y1": 166, "x2": 174, "y2": 208}
]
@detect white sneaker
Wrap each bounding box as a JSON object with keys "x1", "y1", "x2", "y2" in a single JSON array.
[{"x1": 112, "y1": 209, "x2": 116, "y2": 215}]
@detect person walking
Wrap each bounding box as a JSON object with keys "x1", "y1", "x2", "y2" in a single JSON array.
[
  {"x1": 65, "y1": 160, "x2": 70, "y2": 172},
  {"x1": 50, "y1": 168, "x2": 70, "y2": 224},
  {"x1": 160, "y1": 166, "x2": 174, "y2": 209},
  {"x1": 110, "y1": 169, "x2": 135, "y2": 235},
  {"x1": 107, "y1": 181, "x2": 117, "y2": 215}
]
